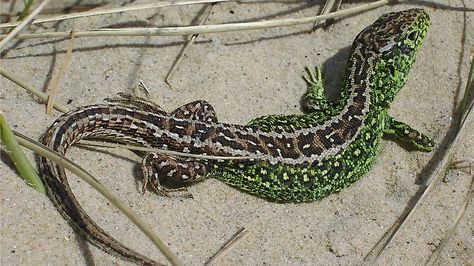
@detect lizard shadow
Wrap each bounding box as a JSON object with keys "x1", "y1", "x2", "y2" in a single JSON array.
[
  {"x1": 2, "y1": 39, "x2": 213, "y2": 60},
  {"x1": 74, "y1": 234, "x2": 96, "y2": 266}
]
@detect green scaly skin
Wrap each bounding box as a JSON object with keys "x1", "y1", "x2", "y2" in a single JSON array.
[{"x1": 212, "y1": 9, "x2": 434, "y2": 202}]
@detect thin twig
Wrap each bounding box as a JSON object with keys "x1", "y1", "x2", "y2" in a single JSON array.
[
  {"x1": 424, "y1": 53, "x2": 474, "y2": 266},
  {"x1": 0, "y1": 1, "x2": 393, "y2": 40},
  {"x1": 0, "y1": 0, "x2": 229, "y2": 29},
  {"x1": 447, "y1": 160, "x2": 473, "y2": 176},
  {"x1": 312, "y1": 0, "x2": 336, "y2": 30},
  {"x1": 0, "y1": 67, "x2": 69, "y2": 113},
  {"x1": 365, "y1": 87, "x2": 474, "y2": 265},
  {"x1": 46, "y1": 30, "x2": 75, "y2": 115},
  {"x1": 166, "y1": 3, "x2": 215, "y2": 84},
  {"x1": 205, "y1": 228, "x2": 249, "y2": 265},
  {"x1": 0, "y1": 0, "x2": 52, "y2": 49},
  {"x1": 137, "y1": 79, "x2": 151, "y2": 98},
  {"x1": 425, "y1": 175, "x2": 473, "y2": 265},
  {"x1": 455, "y1": 51, "x2": 474, "y2": 133}
]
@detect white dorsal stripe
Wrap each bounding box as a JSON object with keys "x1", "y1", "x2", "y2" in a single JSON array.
[{"x1": 51, "y1": 47, "x2": 376, "y2": 166}]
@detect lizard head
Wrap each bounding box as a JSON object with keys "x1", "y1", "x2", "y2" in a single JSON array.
[
  {"x1": 356, "y1": 9, "x2": 430, "y2": 106},
  {"x1": 356, "y1": 9, "x2": 430, "y2": 57}
]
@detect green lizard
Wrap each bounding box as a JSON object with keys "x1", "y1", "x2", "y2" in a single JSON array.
[{"x1": 40, "y1": 8, "x2": 434, "y2": 265}]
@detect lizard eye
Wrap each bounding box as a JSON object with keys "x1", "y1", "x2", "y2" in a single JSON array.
[{"x1": 407, "y1": 31, "x2": 417, "y2": 42}]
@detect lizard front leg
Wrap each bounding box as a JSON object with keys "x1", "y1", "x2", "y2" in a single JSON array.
[
  {"x1": 247, "y1": 66, "x2": 335, "y2": 131},
  {"x1": 301, "y1": 66, "x2": 334, "y2": 114}
]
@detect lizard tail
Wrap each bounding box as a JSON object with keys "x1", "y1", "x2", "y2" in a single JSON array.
[{"x1": 39, "y1": 111, "x2": 162, "y2": 266}]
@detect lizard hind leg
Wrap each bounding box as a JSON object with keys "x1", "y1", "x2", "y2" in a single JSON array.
[
  {"x1": 171, "y1": 100, "x2": 218, "y2": 123},
  {"x1": 302, "y1": 66, "x2": 334, "y2": 114},
  {"x1": 142, "y1": 153, "x2": 212, "y2": 197}
]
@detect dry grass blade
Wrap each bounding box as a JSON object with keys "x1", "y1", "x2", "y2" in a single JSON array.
[
  {"x1": 12, "y1": 130, "x2": 182, "y2": 266},
  {"x1": 0, "y1": 114, "x2": 46, "y2": 194},
  {"x1": 425, "y1": 175, "x2": 473, "y2": 265},
  {"x1": 312, "y1": 0, "x2": 336, "y2": 30},
  {"x1": 1, "y1": 0, "x2": 392, "y2": 40},
  {"x1": 46, "y1": 30, "x2": 75, "y2": 115},
  {"x1": 0, "y1": 0, "x2": 229, "y2": 29},
  {"x1": 135, "y1": 79, "x2": 151, "y2": 97},
  {"x1": 166, "y1": 3, "x2": 215, "y2": 84},
  {"x1": 455, "y1": 51, "x2": 474, "y2": 132},
  {"x1": 205, "y1": 228, "x2": 249, "y2": 265},
  {"x1": 423, "y1": 56, "x2": 474, "y2": 265},
  {"x1": 0, "y1": 0, "x2": 52, "y2": 49},
  {"x1": 0, "y1": 67, "x2": 69, "y2": 113},
  {"x1": 365, "y1": 55, "x2": 474, "y2": 265}
]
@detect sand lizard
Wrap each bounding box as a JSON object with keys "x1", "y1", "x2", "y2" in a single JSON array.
[{"x1": 40, "y1": 9, "x2": 434, "y2": 265}]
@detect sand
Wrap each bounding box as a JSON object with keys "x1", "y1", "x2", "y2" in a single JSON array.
[{"x1": 1, "y1": 1, "x2": 473, "y2": 265}]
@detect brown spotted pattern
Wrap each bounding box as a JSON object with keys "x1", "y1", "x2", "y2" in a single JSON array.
[{"x1": 44, "y1": 55, "x2": 374, "y2": 166}]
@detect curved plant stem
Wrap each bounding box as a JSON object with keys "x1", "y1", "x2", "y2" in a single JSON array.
[{"x1": 13, "y1": 130, "x2": 182, "y2": 266}]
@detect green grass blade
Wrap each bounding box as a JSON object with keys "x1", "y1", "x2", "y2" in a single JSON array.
[
  {"x1": 18, "y1": 0, "x2": 34, "y2": 21},
  {"x1": 0, "y1": 114, "x2": 46, "y2": 194}
]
